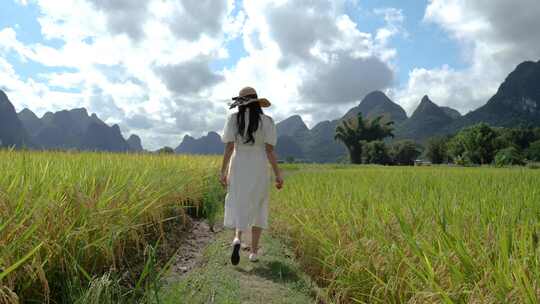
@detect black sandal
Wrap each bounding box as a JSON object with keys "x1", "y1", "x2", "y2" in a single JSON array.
[{"x1": 231, "y1": 239, "x2": 241, "y2": 265}]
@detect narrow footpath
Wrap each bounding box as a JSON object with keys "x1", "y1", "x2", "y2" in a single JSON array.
[{"x1": 158, "y1": 221, "x2": 322, "y2": 304}]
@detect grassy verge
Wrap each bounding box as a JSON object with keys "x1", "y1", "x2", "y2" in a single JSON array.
[{"x1": 159, "y1": 229, "x2": 320, "y2": 304}]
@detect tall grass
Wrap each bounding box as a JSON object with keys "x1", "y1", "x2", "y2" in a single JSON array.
[
  {"x1": 271, "y1": 166, "x2": 540, "y2": 303},
  {"x1": 0, "y1": 150, "x2": 223, "y2": 303}
]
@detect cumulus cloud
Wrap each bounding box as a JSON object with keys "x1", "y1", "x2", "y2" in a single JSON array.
[
  {"x1": 88, "y1": 86, "x2": 125, "y2": 121},
  {"x1": 169, "y1": 0, "x2": 229, "y2": 40},
  {"x1": 374, "y1": 8, "x2": 407, "y2": 45},
  {"x1": 224, "y1": 0, "x2": 400, "y2": 124},
  {"x1": 301, "y1": 53, "x2": 394, "y2": 104},
  {"x1": 1, "y1": 0, "x2": 405, "y2": 148},
  {"x1": 392, "y1": 65, "x2": 496, "y2": 114},
  {"x1": 154, "y1": 57, "x2": 224, "y2": 95},
  {"x1": 425, "y1": 0, "x2": 540, "y2": 70},
  {"x1": 266, "y1": 0, "x2": 340, "y2": 65},
  {"x1": 87, "y1": 0, "x2": 151, "y2": 41},
  {"x1": 395, "y1": 0, "x2": 540, "y2": 115},
  {"x1": 124, "y1": 113, "x2": 155, "y2": 130}
]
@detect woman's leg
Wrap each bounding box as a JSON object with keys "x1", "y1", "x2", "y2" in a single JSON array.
[
  {"x1": 251, "y1": 226, "x2": 262, "y2": 254},
  {"x1": 234, "y1": 228, "x2": 242, "y2": 242}
]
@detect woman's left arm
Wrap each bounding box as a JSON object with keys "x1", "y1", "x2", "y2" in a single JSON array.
[{"x1": 220, "y1": 142, "x2": 235, "y2": 187}]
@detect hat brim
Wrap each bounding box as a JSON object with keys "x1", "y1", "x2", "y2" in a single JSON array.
[
  {"x1": 256, "y1": 98, "x2": 271, "y2": 107},
  {"x1": 240, "y1": 98, "x2": 271, "y2": 107}
]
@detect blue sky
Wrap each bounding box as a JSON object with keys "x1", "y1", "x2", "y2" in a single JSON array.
[
  {"x1": 346, "y1": 0, "x2": 465, "y2": 84},
  {"x1": 1, "y1": 0, "x2": 537, "y2": 149},
  {"x1": 0, "y1": 1, "x2": 67, "y2": 77}
]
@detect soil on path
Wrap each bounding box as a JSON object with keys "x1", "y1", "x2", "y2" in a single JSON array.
[{"x1": 163, "y1": 218, "x2": 221, "y2": 284}]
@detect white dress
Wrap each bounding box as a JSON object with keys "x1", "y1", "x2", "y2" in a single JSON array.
[{"x1": 221, "y1": 109, "x2": 277, "y2": 232}]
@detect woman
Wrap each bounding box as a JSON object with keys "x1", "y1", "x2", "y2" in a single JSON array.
[{"x1": 219, "y1": 87, "x2": 284, "y2": 265}]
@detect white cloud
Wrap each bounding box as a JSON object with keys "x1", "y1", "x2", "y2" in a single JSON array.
[
  {"x1": 395, "y1": 0, "x2": 540, "y2": 115},
  {"x1": 374, "y1": 7, "x2": 406, "y2": 45},
  {"x1": 392, "y1": 65, "x2": 498, "y2": 115},
  {"x1": 2, "y1": 0, "x2": 404, "y2": 149},
  {"x1": 212, "y1": 0, "x2": 401, "y2": 125}
]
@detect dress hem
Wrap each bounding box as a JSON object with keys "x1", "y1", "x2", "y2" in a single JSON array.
[{"x1": 223, "y1": 222, "x2": 268, "y2": 232}]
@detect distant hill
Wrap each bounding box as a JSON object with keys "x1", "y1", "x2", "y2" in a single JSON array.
[
  {"x1": 275, "y1": 115, "x2": 310, "y2": 160},
  {"x1": 0, "y1": 90, "x2": 143, "y2": 152},
  {"x1": 80, "y1": 123, "x2": 131, "y2": 152},
  {"x1": 19, "y1": 107, "x2": 136, "y2": 152},
  {"x1": 395, "y1": 95, "x2": 456, "y2": 141},
  {"x1": 127, "y1": 134, "x2": 144, "y2": 152},
  {"x1": 343, "y1": 90, "x2": 408, "y2": 123},
  {"x1": 446, "y1": 60, "x2": 540, "y2": 131},
  {"x1": 276, "y1": 115, "x2": 309, "y2": 138},
  {"x1": 441, "y1": 107, "x2": 461, "y2": 120},
  {"x1": 18, "y1": 108, "x2": 44, "y2": 137},
  {"x1": 275, "y1": 135, "x2": 304, "y2": 159},
  {"x1": 3, "y1": 59, "x2": 539, "y2": 161},
  {"x1": 175, "y1": 131, "x2": 224, "y2": 154},
  {"x1": 0, "y1": 90, "x2": 32, "y2": 148},
  {"x1": 301, "y1": 120, "x2": 345, "y2": 163},
  {"x1": 275, "y1": 91, "x2": 406, "y2": 162},
  {"x1": 28, "y1": 108, "x2": 103, "y2": 149},
  {"x1": 272, "y1": 60, "x2": 540, "y2": 161}
]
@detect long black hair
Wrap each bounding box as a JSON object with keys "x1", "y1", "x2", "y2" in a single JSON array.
[{"x1": 236, "y1": 102, "x2": 263, "y2": 144}]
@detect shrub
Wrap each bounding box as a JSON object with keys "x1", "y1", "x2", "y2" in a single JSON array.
[
  {"x1": 527, "y1": 162, "x2": 540, "y2": 170},
  {"x1": 526, "y1": 140, "x2": 540, "y2": 161},
  {"x1": 157, "y1": 146, "x2": 175, "y2": 154},
  {"x1": 426, "y1": 136, "x2": 449, "y2": 164},
  {"x1": 494, "y1": 146, "x2": 525, "y2": 167},
  {"x1": 363, "y1": 141, "x2": 391, "y2": 165},
  {"x1": 449, "y1": 123, "x2": 499, "y2": 165},
  {"x1": 391, "y1": 140, "x2": 421, "y2": 166}
]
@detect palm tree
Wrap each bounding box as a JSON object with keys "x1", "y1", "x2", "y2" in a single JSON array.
[{"x1": 334, "y1": 112, "x2": 394, "y2": 164}]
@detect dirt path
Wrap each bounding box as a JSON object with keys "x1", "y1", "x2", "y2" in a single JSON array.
[
  {"x1": 163, "y1": 219, "x2": 219, "y2": 284},
  {"x1": 158, "y1": 223, "x2": 322, "y2": 304}
]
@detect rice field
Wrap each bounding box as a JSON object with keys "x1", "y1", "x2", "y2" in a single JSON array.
[
  {"x1": 0, "y1": 150, "x2": 224, "y2": 303},
  {"x1": 3, "y1": 151, "x2": 540, "y2": 304},
  {"x1": 271, "y1": 165, "x2": 540, "y2": 303}
]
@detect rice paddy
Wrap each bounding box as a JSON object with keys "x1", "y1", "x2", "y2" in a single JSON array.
[
  {"x1": 0, "y1": 150, "x2": 224, "y2": 303},
  {"x1": 271, "y1": 165, "x2": 540, "y2": 303},
  {"x1": 2, "y1": 151, "x2": 540, "y2": 303}
]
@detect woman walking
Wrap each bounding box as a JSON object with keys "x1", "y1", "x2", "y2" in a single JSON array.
[{"x1": 219, "y1": 87, "x2": 284, "y2": 265}]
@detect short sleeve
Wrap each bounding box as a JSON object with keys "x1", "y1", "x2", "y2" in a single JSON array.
[
  {"x1": 263, "y1": 116, "x2": 277, "y2": 146},
  {"x1": 221, "y1": 114, "x2": 235, "y2": 143}
]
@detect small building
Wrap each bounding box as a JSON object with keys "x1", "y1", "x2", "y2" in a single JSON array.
[{"x1": 414, "y1": 159, "x2": 432, "y2": 166}]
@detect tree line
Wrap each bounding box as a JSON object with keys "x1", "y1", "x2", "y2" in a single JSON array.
[{"x1": 335, "y1": 113, "x2": 540, "y2": 166}]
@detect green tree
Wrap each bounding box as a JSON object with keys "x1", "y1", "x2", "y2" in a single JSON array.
[
  {"x1": 426, "y1": 136, "x2": 449, "y2": 164},
  {"x1": 334, "y1": 113, "x2": 394, "y2": 164},
  {"x1": 364, "y1": 141, "x2": 391, "y2": 165},
  {"x1": 526, "y1": 140, "x2": 540, "y2": 161},
  {"x1": 391, "y1": 140, "x2": 421, "y2": 166},
  {"x1": 157, "y1": 146, "x2": 175, "y2": 154},
  {"x1": 448, "y1": 123, "x2": 499, "y2": 165},
  {"x1": 496, "y1": 125, "x2": 538, "y2": 150},
  {"x1": 494, "y1": 146, "x2": 525, "y2": 167}
]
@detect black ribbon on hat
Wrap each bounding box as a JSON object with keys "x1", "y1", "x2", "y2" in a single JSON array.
[{"x1": 229, "y1": 94, "x2": 258, "y2": 109}]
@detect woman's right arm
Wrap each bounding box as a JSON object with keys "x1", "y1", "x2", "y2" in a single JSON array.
[
  {"x1": 265, "y1": 144, "x2": 283, "y2": 189},
  {"x1": 220, "y1": 142, "x2": 235, "y2": 188},
  {"x1": 220, "y1": 114, "x2": 235, "y2": 188}
]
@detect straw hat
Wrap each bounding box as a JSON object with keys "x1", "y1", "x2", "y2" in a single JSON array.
[{"x1": 229, "y1": 87, "x2": 271, "y2": 109}]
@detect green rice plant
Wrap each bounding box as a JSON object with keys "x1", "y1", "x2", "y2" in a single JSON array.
[
  {"x1": 270, "y1": 166, "x2": 540, "y2": 303},
  {"x1": 0, "y1": 150, "x2": 224, "y2": 303}
]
